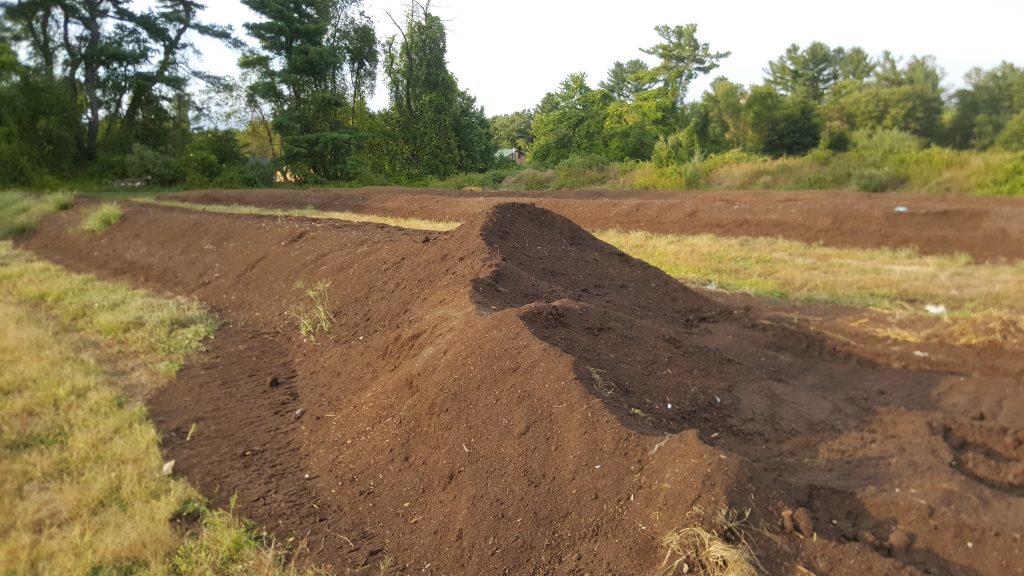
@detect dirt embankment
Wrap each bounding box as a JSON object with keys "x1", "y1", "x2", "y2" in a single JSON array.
[
  {"x1": 20, "y1": 202, "x2": 1024, "y2": 575},
  {"x1": 172, "y1": 187, "x2": 1024, "y2": 262}
]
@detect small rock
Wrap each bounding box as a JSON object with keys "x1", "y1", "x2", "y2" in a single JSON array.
[
  {"x1": 860, "y1": 531, "x2": 879, "y2": 546},
  {"x1": 161, "y1": 460, "x2": 175, "y2": 476},
  {"x1": 268, "y1": 375, "x2": 281, "y2": 388},
  {"x1": 947, "y1": 434, "x2": 967, "y2": 450},
  {"x1": 293, "y1": 408, "x2": 306, "y2": 420},
  {"x1": 794, "y1": 507, "x2": 814, "y2": 537},
  {"x1": 781, "y1": 509, "x2": 796, "y2": 533},
  {"x1": 970, "y1": 410, "x2": 986, "y2": 421},
  {"x1": 889, "y1": 530, "x2": 912, "y2": 554}
]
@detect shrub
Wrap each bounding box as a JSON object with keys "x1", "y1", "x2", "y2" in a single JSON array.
[
  {"x1": 851, "y1": 128, "x2": 923, "y2": 165},
  {"x1": 213, "y1": 161, "x2": 277, "y2": 189},
  {"x1": 853, "y1": 167, "x2": 905, "y2": 193},
  {"x1": 652, "y1": 128, "x2": 701, "y2": 168},
  {"x1": 122, "y1": 144, "x2": 185, "y2": 186}
]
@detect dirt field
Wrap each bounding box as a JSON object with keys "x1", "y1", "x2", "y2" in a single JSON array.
[
  {"x1": 19, "y1": 197, "x2": 1024, "y2": 575},
  {"x1": 171, "y1": 187, "x2": 1024, "y2": 262}
]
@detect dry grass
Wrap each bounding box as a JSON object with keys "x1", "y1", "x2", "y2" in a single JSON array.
[
  {"x1": 140, "y1": 198, "x2": 460, "y2": 231},
  {"x1": 0, "y1": 240, "x2": 321, "y2": 575},
  {"x1": 595, "y1": 230, "x2": 1024, "y2": 313},
  {"x1": 597, "y1": 230, "x2": 1024, "y2": 350},
  {"x1": 655, "y1": 509, "x2": 761, "y2": 576},
  {"x1": 291, "y1": 279, "x2": 334, "y2": 343}
]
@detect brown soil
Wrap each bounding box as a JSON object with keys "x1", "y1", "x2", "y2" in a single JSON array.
[
  {"x1": 19, "y1": 201, "x2": 1024, "y2": 575},
  {"x1": 171, "y1": 187, "x2": 1024, "y2": 262}
]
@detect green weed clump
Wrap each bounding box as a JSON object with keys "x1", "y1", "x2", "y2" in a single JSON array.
[{"x1": 81, "y1": 201, "x2": 124, "y2": 232}]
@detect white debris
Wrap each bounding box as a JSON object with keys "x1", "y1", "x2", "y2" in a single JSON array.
[
  {"x1": 925, "y1": 304, "x2": 947, "y2": 315},
  {"x1": 161, "y1": 460, "x2": 175, "y2": 476},
  {"x1": 913, "y1": 350, "x2": 930, "y2": 358}
]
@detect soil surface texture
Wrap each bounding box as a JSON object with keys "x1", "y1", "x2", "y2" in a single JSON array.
[
  {"x1": 171, "y1": 187, "x2": 1024, "y2": 262},
  {"x1": 20, "y1": 200, "x2": 1024, "y2": 576}
]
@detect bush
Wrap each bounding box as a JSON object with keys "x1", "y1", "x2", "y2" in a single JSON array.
[
  {"x1": 212, "y1": 161, "x2": 277, "y2": 189},
  {"x1": 977, "y1": 153, "x2": 1024, "y2": 196},
  {"x1": 851, "y1": 128, "x2": 923, "y2": 165},
  {"x1": 122, "y1": 144, "x2": 185, "y2": 186},
  {"x1": 853, "y1": 167, "x2": 905, "y2": 193},
  {"x1": 652, "y1": 128, "x2": 701, "y2": 168}
]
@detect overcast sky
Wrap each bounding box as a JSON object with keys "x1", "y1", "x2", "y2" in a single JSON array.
[{"x1": 189, "y1": 0, "x2": 1023, "y2": 116}]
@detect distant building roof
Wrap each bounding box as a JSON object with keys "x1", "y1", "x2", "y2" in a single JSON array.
[{"x1": 495, "y1": 148, "x2": 517, "y2": 158}]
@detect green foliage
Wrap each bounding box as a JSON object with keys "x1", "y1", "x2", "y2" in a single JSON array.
[
  {"x1": 121, "y1": 144, "x2": 185, "y2": 186},
  {"x1": 381, "y1": 6, "x2": 493, "y2": 178},
  {"x1": 744, "y1": 86, "x2": 820, "y2": 156},
  {"x1": 977, "y1": 153, "x2": 1024, "y2": 196},
  {"x1": 529, "y1": 73, "x2": 612, "y2": 166},
  {"x1": 240, "y1": 0, "x2": 369, "y2": 181},
  {"x1": 852, "y1": 167, "x2": 904, "y2": 192},
  {"x1": 490, "y1": 109, "x2": 534, "y2": 150},
  {"x1": 81, "y1": 203, "x2": 124, "y2": 233},
  {"x1": 652, "y1": 128, "x2": 701, "y2": 167},
  {"x1": 946, "y1": 62, "x2": 1024, "y2": 149},
  {"x1": 599, "y1": 59, "x2": 654, "y2": 101},
  {"x1": 996, "y1": 110, "x2": 1024, "y2": 151},
  {"x1": 636, "y1": 24, "x2": 731, "y2": 113}
]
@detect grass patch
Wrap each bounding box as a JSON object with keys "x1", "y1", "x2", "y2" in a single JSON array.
[
  {"x1": 0, "y1": 190, "x2": 76, "y2": 237},
  {"x1": 596, "y1": 230, "x2": 1024, "y2": 315},
  {"x1": 81, "y1": 201, "x2": 124, "y2": 232},
  {"x1": 139, "y1": 198, "x2": 459, "y2": 231},
  {"x1": 0, "y1": 243, "x2": 319, "y2": 575},
  {"x1": 0, "y1": 242, "x2": 219, "y2": 375}
]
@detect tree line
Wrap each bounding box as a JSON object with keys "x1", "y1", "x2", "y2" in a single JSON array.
[
  {"x1": 1, "y1": 2, "x2": 1022, "y2": 189},
  {"x1": 494, "y1": 28, "x2": 1024, "y2": 169}
]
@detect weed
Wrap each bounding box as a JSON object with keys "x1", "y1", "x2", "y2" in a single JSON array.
[
  {"x1": 587, "y1": 366, "x2": 618, "y2": 396},
  {"x1": 291, "y1": 280, "x2": 334, "y2": 342},
  {"x1": 81, "y1": 201, "x2": 124, "y2": 232}
]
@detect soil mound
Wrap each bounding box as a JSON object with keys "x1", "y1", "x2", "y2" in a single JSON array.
[{"x1": 20, "y1": 201, "x2": 1024, "y2": 575}]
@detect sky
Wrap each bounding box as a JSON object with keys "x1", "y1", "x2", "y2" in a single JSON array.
[{"x1": 189, "y1": 0, "x2": 1024, "y2": 116}]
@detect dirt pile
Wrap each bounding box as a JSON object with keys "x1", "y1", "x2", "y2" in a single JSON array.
[{"x1": 21, "y1": 201, "x2": 1024, "y2": 575}]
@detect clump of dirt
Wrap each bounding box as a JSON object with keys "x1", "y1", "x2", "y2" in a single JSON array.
[{"x1": 20, "y1": 201, "x2": 1024, "y2": 575}]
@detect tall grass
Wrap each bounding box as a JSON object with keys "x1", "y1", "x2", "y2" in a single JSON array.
[{"x1": 0, "y1": 190, "x2": 76, "y2": 237}]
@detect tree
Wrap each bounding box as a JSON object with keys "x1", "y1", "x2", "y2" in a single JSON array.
[
  {"x1": 822, "y1": 54, "x2": 945, "y2": 144},
  {"x1": 947, "y1": 62, "x2": 1024, "y2": 149},
  {"x1": 599, "y1": 59, "x2": 654, "y2": 101},
  {"x1": 240, "y1": 0, "x2": 367, "y2": 180},
  {"x1": 765, "y1": 42, "x2": 841, "y2": 102},
  {"x1": 1, "y1": 0, "x2": 233, "y2": 162},
  {"x1": 382, "y1": 0, "x2": 492, "y2": 177},
  {"x1": 744, "y1": 85, "x2": 820, "y2": 156},
  {"x1": 490, "y1": 109, "x2": 533, "y2": 151},
  {"x1": 636, "y1": 24, "x2": 730, "y2": 116},
  {"x1": 692, "y1": 77, "x2": 749, "y2": 153},
  {"x1": 529, "y1": 72, "x2": 612, "y2": 166}
]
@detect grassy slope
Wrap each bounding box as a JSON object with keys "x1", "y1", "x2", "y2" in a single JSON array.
[{"x1": 0, "y1": 193, "x2": 322, "y2": 575}]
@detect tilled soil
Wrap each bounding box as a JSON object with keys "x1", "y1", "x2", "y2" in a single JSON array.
[
  {"x1": 20, "y1": 201, "x2": 1024, "y2": 575},
  {"x1": 171, "y1": 187, "x2": 1024, "y2": 262}
]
